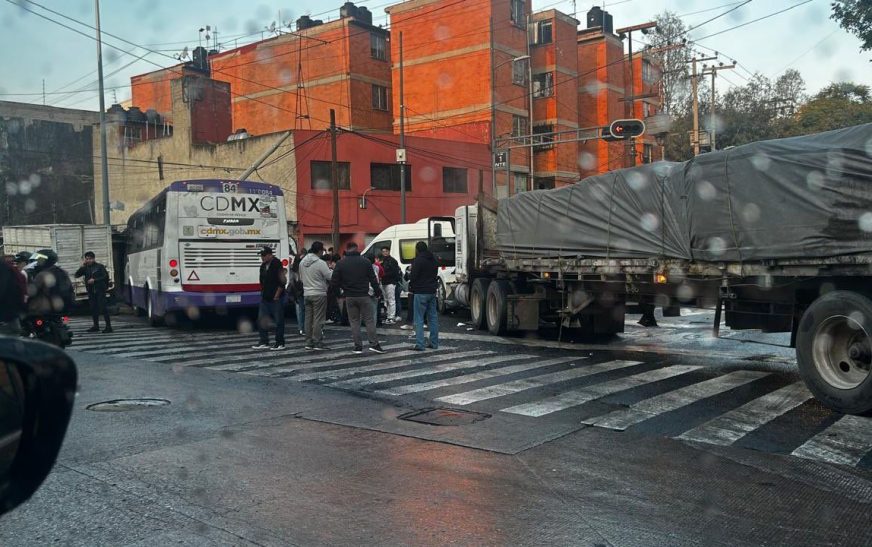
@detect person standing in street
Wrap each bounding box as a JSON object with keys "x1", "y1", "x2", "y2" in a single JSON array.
[
  {"x1": 300, "y1": 241, "x2": 332, "y2": 350},
  {"x1": 410, "y1": 241, "x2": 439, "y2": 351},
  {"x1": 290, "y1": 251, "x2": 306, "y2": 335},
  {"x1": 252, "y1": 247, "x2": 287, "y2": 350},
  {"x1": 330, "y1": 242, "x2": 385, "y2": 355},
  {"x1": 75, "y1": 251, "x2": 113, "y2": 333},
  {"x1": 379, "y1": 246, "x2": 402, "y2": 324}
]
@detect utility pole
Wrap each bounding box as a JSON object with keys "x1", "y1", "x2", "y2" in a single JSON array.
[
  {"x1": 617, "y1": 21, "x2": 656, "y2": 168},
  {"x1": 689, "y1": 55, "x2": 717, "y2": 156},
  {"x1": 95, "y1": 0, "x2": 110, "y2": 225},
  {"x1": 330, "y1": 109, "x2": 340, "y2": 252},
  {"x1": 702, "y1": 63, "x2": 735, "y2": 151},
  {"x1": 398, "y1": 31, "x2": 407, "y2": 223}
]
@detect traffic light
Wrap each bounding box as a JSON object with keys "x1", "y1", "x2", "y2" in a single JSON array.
[{"x1": 603, "y1": 119, "x2": 646, "y2": 141}]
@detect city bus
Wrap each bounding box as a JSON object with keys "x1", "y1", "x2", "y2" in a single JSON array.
[{"x1": 123, "y1": 179, "x2": 291, "y2": 324}]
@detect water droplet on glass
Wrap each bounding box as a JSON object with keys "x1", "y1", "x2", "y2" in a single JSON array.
[
  {"x1": 420, "y1": 166, "x2": 437, "y2": 183},
  {"x1": 750, "y1": 154, "x2": 771, "y2": 172},
  {"x1": 708, "y1": 237, "x2": 726, "y2": 256},
  {"x1": 848, "y1": 311, "x2": 865, "y2": 329},
  {"x1": 696, "y1": 180, "x2": 716, "y2": 201},
  {"x1": 858, "y1": 212, "x2": 872, "y2": 233},
  {"x1": 806, "y1": 170, "x2": 825, "y2": 191},
  {"x1": 677, "y1": 284, "x2": 694, "y2": 302},
  {"x1": 6, "y1": 182, "x2": 18, "y2": 196},
  {"x1": 625, "y1": 171, "x2": 648, "y2": 191},
  {"x1": 578, "y1": 152, "x2": 596, "y2": 171},
  {"x1": 741, "y1": 203, "x2": 761, "y2": 223},
  {"x1": 640, "y1": 212, "x2": 659, "y2": 232}
]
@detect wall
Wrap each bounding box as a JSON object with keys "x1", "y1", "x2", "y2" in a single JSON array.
[
  {"x1": 293, "y1": 128, "x2": 491, "y2": 248},
  {"x1": 93, "y1": 77, "x2": 299, "y2": 227},
  {"x1": 0, "y1": 101, "x2": 98, "y2": 225}
]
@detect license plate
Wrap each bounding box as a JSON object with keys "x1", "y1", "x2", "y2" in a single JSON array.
[{"x1": 225, "y1": 295, "x2": 242, "y2": 303}]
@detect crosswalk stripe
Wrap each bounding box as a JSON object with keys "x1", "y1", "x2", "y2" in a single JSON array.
[
  {"x1": 205, "y1": 342, "x2": 411, "y2": 372},
  {"x1": 375, "y1": 356, "x2": 588, "y2": 396},
  {"x1": 290, "y1": 349, "x2": 487, "y2": 381},
  {"x1": 326, "y1": 353, "x2": 537, "y2": 390},
  {"x1": 501, "y1": 364, "x2": 699, "y2": 417},
  {"x1": 76, "y1": 334, "x2": 258, "y2": 355},
  {"x1": 791, "y1": 415, "x2": 872, "y2": 466},
  {"x1": 111, "y1": 339, "x2": 311, "y2": 359},
  {"x1": 437, "y1": 360, "x2": 646, "y2": 406},
  {"x1": 72, "y1": 331, "x2": 229, "y2": 348},
  {"x1": 262, "y1": 350, "x2": 422, "y2": 377},
  {"x1": 677, "y1": 382, "x2": 812, "y2": 446},
  {"x1": 582, "y1": 370, "x2": 770, "y2": 430}
]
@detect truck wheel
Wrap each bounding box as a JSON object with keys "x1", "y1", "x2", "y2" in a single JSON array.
[
  {"x1": 486, "y1": 280, "x2": 511, "y2": 336},
  {"x1": 437, "y1": 281, "x2": 448, "y2": 314},
  {"x1": 470, "y1": 279, "x2": 491, "y2": 330},
  {"x1": 796, "y1": 291, "x2": 872, "y2": 415}
]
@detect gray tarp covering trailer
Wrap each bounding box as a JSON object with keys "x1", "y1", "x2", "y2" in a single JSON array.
[
  {"x1": 444, "y1": 124, "x2": 872, "y2": 414},
  {"x1": 496, "y1": 123, "x2": 872, "y2": 262}
]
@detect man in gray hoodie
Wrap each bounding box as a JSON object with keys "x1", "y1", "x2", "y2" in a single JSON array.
[{"x1": 300, "y1": 241, "x2": 333, "y2": 350}]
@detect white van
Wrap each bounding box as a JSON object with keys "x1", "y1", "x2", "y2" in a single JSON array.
[{"x1": 362, "y1": 217, "x2": 456, "y2": 311}]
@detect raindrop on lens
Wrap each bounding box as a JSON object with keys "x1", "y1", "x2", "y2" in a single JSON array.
[
  {"x1": 640, "y1": 213, "x2": 659, "y2": 232},
  {"x1": 858, "y1": 213, "x2": 872, "y2": 233},
  {"x1": 750, "y1": 154, "x2": 771, "y2": 171},
  {"x1": 696, "y1": 180, "x2": 716, "y2": 201},
  {"x1": 742, "y1": 203, "x2": 761, "y2": 223},
  {"x1": 708, "y1": 237, "x2": 726, "y2": 256},
  {"x1": 806, "y1": 170, "x2": 825, "y2": 191}
]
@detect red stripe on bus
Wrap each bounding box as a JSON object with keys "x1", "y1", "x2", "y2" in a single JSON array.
[{"x1": 181, "y1": 284, "x2": 261, "y2": 292}]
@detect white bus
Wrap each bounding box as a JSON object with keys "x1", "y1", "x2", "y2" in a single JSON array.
[{"x1": 124, "y1": 179, "x2": 290, "y2": 324}]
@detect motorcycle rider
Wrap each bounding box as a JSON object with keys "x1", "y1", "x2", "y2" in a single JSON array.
[{"x1": 26, "y1": 249, "x2": 75, "y2": 318}]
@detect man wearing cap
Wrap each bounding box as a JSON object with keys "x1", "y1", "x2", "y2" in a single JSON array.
[{"x1": 252, "y1": 246, "x2": 287, "y2": 350}]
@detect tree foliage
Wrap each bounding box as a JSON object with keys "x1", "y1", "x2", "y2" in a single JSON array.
[
  {"x1": 648, "y1": 11, "x2": 691, "y2": 116},
  {"x1": 831, "y1": 0, "x2": 872, "y2": 53}
]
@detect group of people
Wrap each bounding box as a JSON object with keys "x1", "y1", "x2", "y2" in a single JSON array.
[
  {"x1": 0, "y1": 249, "x2": 111, "y2": 337},
  {"x1": 254, "y1": 239, "x2": 440, "y2": 354}
]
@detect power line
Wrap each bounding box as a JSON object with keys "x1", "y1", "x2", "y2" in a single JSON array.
[{"x1": 694, "y1": 0, "x2": 815, "y2": 42}]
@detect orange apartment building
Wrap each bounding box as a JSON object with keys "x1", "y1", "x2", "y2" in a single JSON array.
[
  {"x1": 130, "y1": 3, "x2": 391, "y2": 135},
  {"x1": 386, "y1": 1, "x2": 662, "y2": 193},
  {"x1": 123, "y1": 0, "x2": 661, "y2": 202}
]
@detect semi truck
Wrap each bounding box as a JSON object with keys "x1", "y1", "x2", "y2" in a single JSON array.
[
  {"x1": 2, "y1": 224, "x2": 115, "y2": 301},
  {"x1": 434, "y1": 123, "x2": 872, "y2": 415}
]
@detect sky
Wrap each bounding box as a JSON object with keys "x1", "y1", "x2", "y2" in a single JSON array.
[{"x1": 0, "y1": 0, "x2": 869, "y2": 112}]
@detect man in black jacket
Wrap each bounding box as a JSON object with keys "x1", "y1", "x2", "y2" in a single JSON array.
[
  {"x1": 409, "y1": 241, "x2": 439, "y2": 350},
  {"x1": 379, "y1": 246, "x2": 402, "y2": 323},
  {"x1": 330, "y1": 242, "x2": 386, "y2": 354},
  {"x1": 75, "y1": 251, "x2": 112, "y2": 333},
  {"x1": 252, "y1": 247, "x2": 287, "y2": 350}
]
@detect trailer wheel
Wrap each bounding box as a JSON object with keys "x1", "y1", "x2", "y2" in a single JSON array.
[
  {"x1": 486, "y1": 280, "x2": 511, "y2": 336},
  {"x1": 437, "y1": 281, "x2": 448, "y2": 314},
  {"x1": 470, "y1": 279, "x2": 491, "y2": 330},
  {"x1": 796, "y1": 290, "x2": 872, "y2": 415}
]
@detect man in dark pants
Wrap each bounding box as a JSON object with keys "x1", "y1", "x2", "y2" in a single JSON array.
[
  {"x1": 252, "y1": 247, "x2": 287, "y2": 350},
  {"x1": 330, "y1": 242, "x2": 385, "y2": 355},
  {"x1": 75, "y1": 251, "x2": 112, "y2": 333},
  {"x1": 409, "y1": 241, "x2": 439, "y2": 350}
]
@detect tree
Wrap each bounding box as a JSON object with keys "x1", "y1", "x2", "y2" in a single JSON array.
[
  {"x1": 648, "y1": 11, "x2": 692, "y2": 116},
  {"x1": 831, "y1": 0, "x2": 872, "y2": 53},
  {"x1": 791, "y1": 82, "x2": 872, "y2": 134}
]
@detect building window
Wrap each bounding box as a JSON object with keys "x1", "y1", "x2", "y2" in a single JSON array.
[
  {"x1": 532, "y1": 72, "x2": 553, "y2": 98},
  {"x1": 510, "y1": 0, "x2": 525, "y2": 27},
  {"x1": 512, "y1": 115, "x2": 528, "y2": 138},
  {"x1": 512, "y1": 57, "x2": 529, "y2": 86},
  {"x1": 532, "y1": 20, "x2": 552, "y2": 45},
  {"x1": 512, "y1": 172, "x2": 527, "y2": 193},
  {"x1": 532, "y1": 124, "x2": 554, "y2": 150},
  {"x1": 311, "y1": 160, "x2": 351, "y2": 190},
  {"x1": 643, "y1": 144, "x2": 654, "y2": 164},
  {"x1": 370, "y1": 33, "x2": 386, "y2": 61},
  {"x1": 642, "y1": 59, "x2": 658, "y2": 84},
  {"x1": 372, "y1": 84, "x2": 388, "y2": 111},
  {"x1": 534, "y1": 176, "x2": 555, "y2": 190},
  {"x1": 642, "y1": 102, "x2": 651, "y2": 118},
  {"x1": 370, "y1": 163, "x2": 411, "y2": 191},
  {"x1": 442, "y1": 167, "x2": 468, "y2": 193}
]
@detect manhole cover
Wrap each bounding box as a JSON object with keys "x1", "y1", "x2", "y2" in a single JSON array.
[
  {"x1": 398, "y1": 407, "x2": 490, "y2": 426},
  {"x1": 86, "y1": 398, "x2": 171, "y2": 412}
]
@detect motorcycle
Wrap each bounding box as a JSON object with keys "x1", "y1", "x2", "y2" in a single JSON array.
[{"x1": 24, "y1": 315, "x2": 73, "y2": 348}]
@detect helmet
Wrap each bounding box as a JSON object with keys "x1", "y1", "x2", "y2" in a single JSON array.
[
  {"x1": 31, "y1": 249, "x2": 58, "y2": 268},
  {"x1": 13, "y1": 251, "x2": 31, "y2": 264}
]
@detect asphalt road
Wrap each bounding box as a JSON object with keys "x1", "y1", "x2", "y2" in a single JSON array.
[{"x1": 2, "y1": 308, "x2": 871, "y2": 546}]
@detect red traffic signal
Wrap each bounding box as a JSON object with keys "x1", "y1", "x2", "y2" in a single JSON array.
[{"x1": 608, "y1": 119, "x2": 646, "y2": 139}]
